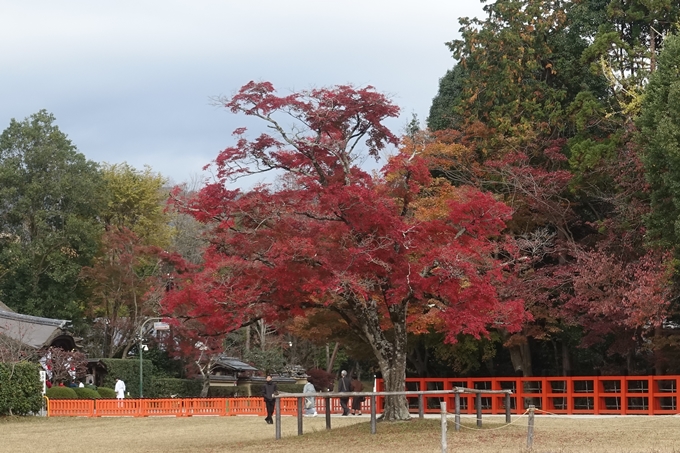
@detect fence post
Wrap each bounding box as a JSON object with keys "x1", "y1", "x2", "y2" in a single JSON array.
[
  {"x1": 441, "y1": 401, "x2": 447, "y2": 453},
  {"x1": 325, "y1": 396, "x2": 331, "y2": 430},
  {"x1": 505, "y1": 392, "x2": 512, "y2": 423},
  {"x1": 275, "y1": 398, "x2": 281, "y2": 440},
  {"x1": 297, "y1": 397, "x2": 303, "y2": 436},
  {"x1": 476, "y1": 392, "x2": 482, "y2": 427},
  {"x1": 370, "y1": 395, "x2": 377, "y2": 435},
  {"x1": 418, "y1": 394, "x2": 424, "y2": 419},
  {"x1": 527, "y1": 404, "x2": 535, "y2": 449},
  {"x1": 454, "y1": 392, "x2": 461, "y2": 432}
]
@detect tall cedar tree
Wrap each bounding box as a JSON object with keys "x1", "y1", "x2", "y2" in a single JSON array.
[{"x1": 163, "y1": 82, "x2": 526, "y2": 421}]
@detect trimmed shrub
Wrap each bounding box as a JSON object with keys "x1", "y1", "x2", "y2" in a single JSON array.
[
  {"x1": 251, "y1": 383, "x2": 304, "y2": 396},
  {"x1": 208, "y1": 385, "x2": 250, "y2": 397},
  {"x1": 150, "y1": 378, "x2": 202, "y2": 398},
  {"x1": 100, "y1": 359, "x2": 152, "y2": 398},
  {"x1": 97, "y1": 387, "x2": 116, "y2": 398},
  {"x1": 0, "y1": 362, "x2": 43, "y2": 415},
  {"x1": 74, "y1": 387, "x2": 101, "y2": 399},
  {"x1": 46, "y1": 386, "x2": 78, "y2": 399}
]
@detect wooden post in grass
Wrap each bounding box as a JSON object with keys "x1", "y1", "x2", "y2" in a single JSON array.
[
  {"x1": 527, "y1": 404, "x2": 535, "y2": 449},
  {"x1": 418, "y1": 394, "x2": 424, "y2": 419},
  {"x1": 297, "y1": 397, "x2": 303, "y2": 435},
  {"x1": 370, "y1": 395, "x2": 377, "y2": 435},
  {"x1": 275, "y1": 398, "x2": 281, "y2": 440},
  {"x1": 454, "y1": 392, "x2": 461, "y2": 432},
  {"x1": 505, "y1": 392, "x2": 512, "y2": 423},
  {"x1": 325, "y1": 396, "x2": 331, "y2": 430},
  {"x1": 441, "y1": 401, "x2": 447, "y2": 453},
  {"x1": 476, "y1": 393, "x2": 482, "y2": 427}
]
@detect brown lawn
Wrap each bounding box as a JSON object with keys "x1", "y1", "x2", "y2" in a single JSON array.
[{"x1": 2, "y1": 414, "x2": 680, "y2": 453}]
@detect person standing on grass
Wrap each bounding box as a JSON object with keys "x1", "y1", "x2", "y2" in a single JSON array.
[
  {"x1": 351, "y1": 374, "x2": 364, "y2": 415},
  {"x1": 114, "y1": 378, "x2": 126, "y2": 399},
  {"x1": 262, "y1": 374, "x2": 278, "y2": 424},
  {"x1": 338, "y1": 370, "x2": 352, "y2": 416},
  {"x1": 303, "y1": 376, "x2": 317, "y2": 416}
]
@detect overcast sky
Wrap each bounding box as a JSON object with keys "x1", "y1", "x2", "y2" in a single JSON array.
[{"x1": 1, "y1": 1, "x2": 486, "y2": 186}]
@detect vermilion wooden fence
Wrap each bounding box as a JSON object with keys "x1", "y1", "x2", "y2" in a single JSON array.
[
  {"x1": 46, "y1": 396, "x2": 356, "y2": 417},
  {"x1": 376, "y1": 376, "x2": 680, "y2": 416},
  {"x1": 47, "y1": 376, "x2": 680, "y2": 417}
]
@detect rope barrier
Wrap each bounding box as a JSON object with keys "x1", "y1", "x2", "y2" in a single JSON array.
[
  {"x1": 443, "y1": 408, "x2": 530, "y2": 431},
  {"x1": 531, "y1": 407, "x2": 680, "y2": 428}
]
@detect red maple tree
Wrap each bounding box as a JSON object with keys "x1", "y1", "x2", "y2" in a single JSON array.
[{"x1": 162, "y1": 82, "x2": 526, "y2": 420}]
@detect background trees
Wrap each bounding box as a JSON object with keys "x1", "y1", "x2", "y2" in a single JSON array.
[
  {"x1": 0, "y1": 110, "x2": 103, "y2": 320},
  {"x1": 425, "y1": 0, "x2": 678, "y2": 377}
]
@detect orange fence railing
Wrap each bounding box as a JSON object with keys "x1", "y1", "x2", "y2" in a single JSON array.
[
  {"x1": 46, "y1": 396, "x2": 370, "y2": 417},
  {"x1": 376, "y1": 376, "x2": 680, "y2": 416},
  {"x1": 50, "y1": 376, "x2": 678, "y2": 417}
]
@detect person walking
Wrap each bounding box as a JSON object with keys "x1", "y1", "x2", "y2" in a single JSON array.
[
  {"x1": 262, "y1": 375, "x2": 278, "y2": 424},
  {"x1": 303, "y1": 376, "x2": 317, "y2": 416},
  {"x1": 338, "y1": 370, "x2": 352, "y2": 416},
  {"x1": 350, "y1": 374, "x2": 364, "y2": 415},
  {"x1": 114, "y1": 378, "x2": 126, "y2": 399}
]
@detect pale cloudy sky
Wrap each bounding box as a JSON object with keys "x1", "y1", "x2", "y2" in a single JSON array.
[{"x1": 0, "y1": 0, "x2": 486, "y2": 185}]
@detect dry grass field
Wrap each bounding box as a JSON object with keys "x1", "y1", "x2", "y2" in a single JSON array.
[{"x1": 3, "y1": 414, "x2": 680, "y2": 453}]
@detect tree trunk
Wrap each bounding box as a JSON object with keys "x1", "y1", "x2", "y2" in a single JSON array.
[
  {"x1": 377, "y1": 349, "x2": 410, "y2": 421},
  {"x1": 507, "y1": 338, "x2": 533, "y2": 377},
  {"x1": 561, "y1": 341, "x2": 571, "y2": 376},
  {"x1": 200, "y1": 378, "x2": 210, "y2": 397},
  {"x1": 347, "y1": 296, "x2": 410, "y2": 421},
  {"x1": 326, "y1": 342, "x2": 339, "y2": 374}
]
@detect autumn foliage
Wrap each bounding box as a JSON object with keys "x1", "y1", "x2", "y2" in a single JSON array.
[{"x1": 162, "y1": 82, "x2": 526, "y2": 420}]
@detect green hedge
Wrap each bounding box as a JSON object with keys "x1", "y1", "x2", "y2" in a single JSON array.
[
  {"x1": 150, "y1": 378, "x2": 203, "y2": 398},
  {"x1": 74, "y1": 387, "x2": 101, "y2": 399},
  {"x1": 100, "y1": 359, "x2": 152, "y2": 398},
  {"x1": 0, "y1": 362, "x2": 43, "y2": 415},
  {"x1": 98, "y1": 387, "x2": 116, "y2": 398},
  {"x1": 46, "y1": 386, "x2": 78, "y2": 399},
  {"x1": 251, "y1": 383, "x2": 304, "y2": 396},
  {"x1": 208, "y1": 385, "x2": 250, "y2": 397}
]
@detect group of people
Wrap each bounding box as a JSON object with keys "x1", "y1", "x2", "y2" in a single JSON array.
[
  {"x1": 262, "y1": 370, "x2": 365, "y2": 423},
  {"x1": 337, "y1": 370, "x2": 364, "y2": 416}
]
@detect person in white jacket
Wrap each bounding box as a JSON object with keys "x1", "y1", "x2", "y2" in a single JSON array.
[
  {"x1": 303, "y1": 377, "x2": 317, "y2": 416},
  {"x1": 114, "y1": 378, "x2": 126, "y2": 399}
]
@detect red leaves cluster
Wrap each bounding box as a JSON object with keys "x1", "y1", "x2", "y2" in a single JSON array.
[{"x1": 162, "y1": 82, "x2": 527, "y2": 355}]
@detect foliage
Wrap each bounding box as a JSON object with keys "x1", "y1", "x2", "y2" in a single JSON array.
[
  {"x1": 306, "y1": 368, "x2": 335, "y2": 391},
  {"x1": 80, "y1": 226, "x2": 168, "y2": 358},
  {"x1": 100, "y1": 163, "x2": 172, "y2": 247},
  {"x1": 427, "y1": 65, "x2": 466, "y2": 131},
  {"x1": 150, "y1": 378, "x2": 202, "y2": 398},
  {"x1": 250, "y1": 383, "x2": 304, "y2": 396},
  {"x1": 0, "y1": 110, "x2": 103, "y2": 320},
  {"x1": 42, "y1": 347, "x2": 88, "y2": 384},
  {"x1": 639, "y1": 32, "x2": 680, "y2": 249},
  {"x1": 163, "y1": 82, "x2": 526, "y2": 420},
  {"x1": 45, "y1": 386, "x2": 78, "y2": 399},
  {"x1": 97, "y1": 387, "x2": 116, "y2": 398},
  {"x1": 73, "y1": 387, "x2": 101, "y2": 399},
  {"x1": 243, "y1": 348, "x2": 287, "y2": 375},
  {"x1": 100, "y1": 359, "x2": 152, "y2": 398},
  {"x1": 0, "y1": 362, "x2": 43, "y2": 415},
  {"x1": 207, "y1": 385, "x2": 251, "y2": 397}
]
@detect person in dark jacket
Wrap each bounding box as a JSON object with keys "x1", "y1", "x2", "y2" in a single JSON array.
[
  {"x1": 262, "y1": 374, "x2": 278, "y2": 424},
  {"x1": 350, "y1": 374, "x2": 364, "y2": 415},
  {"x1": 338, "y1": 370, "x2": 352, "y2": 416}
]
